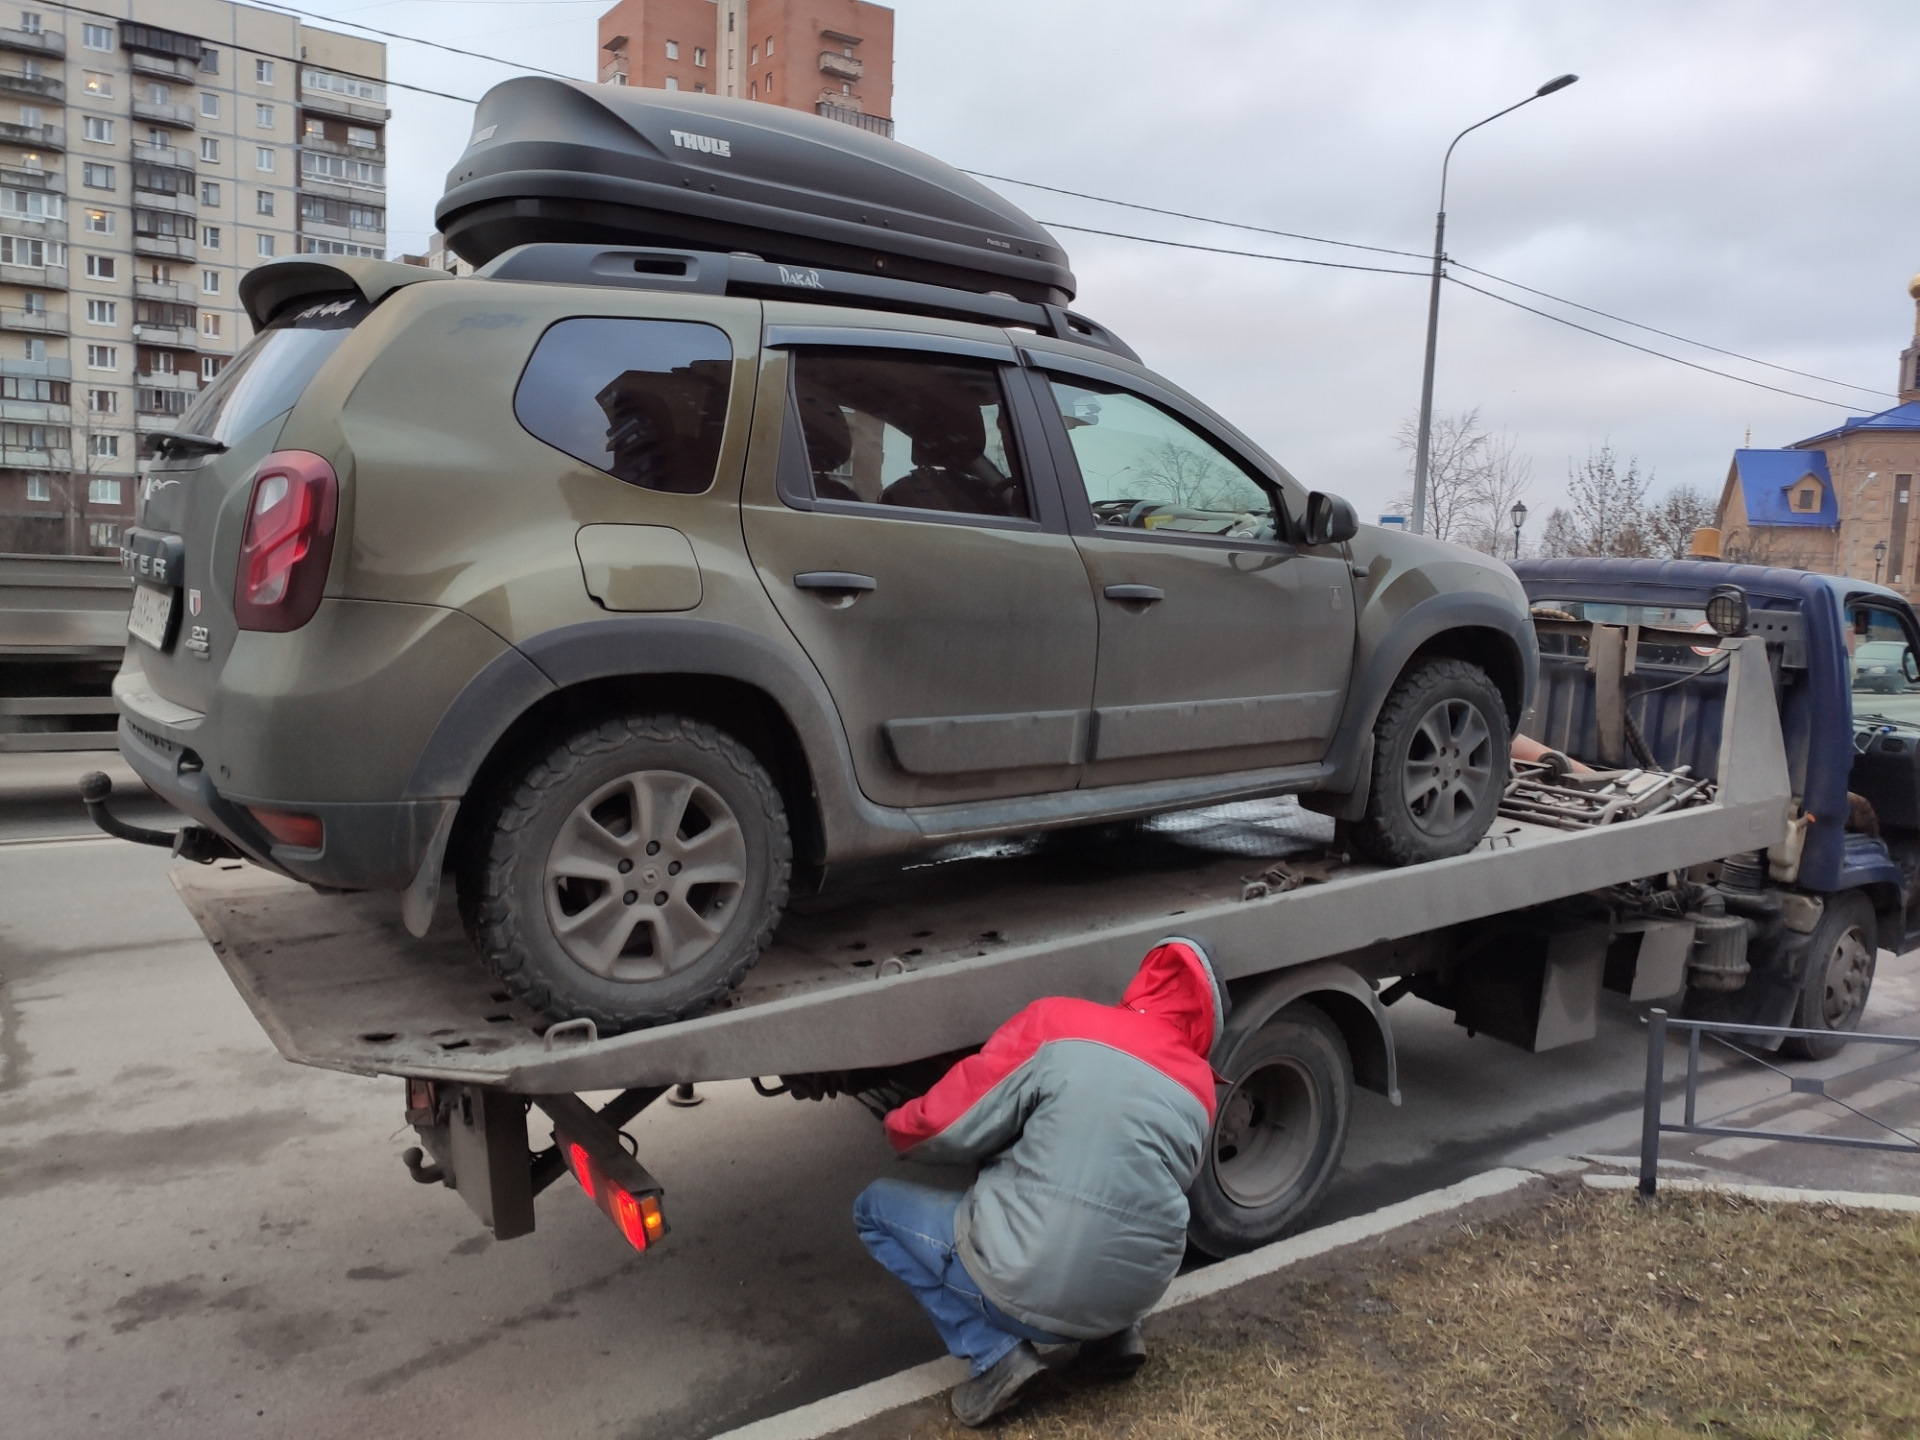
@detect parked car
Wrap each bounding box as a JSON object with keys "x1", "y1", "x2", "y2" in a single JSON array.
[{"x1": 110, "y1": 82, "x2": 1536, "y2": 1032}]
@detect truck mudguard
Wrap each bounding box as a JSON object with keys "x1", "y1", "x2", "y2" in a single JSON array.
[{"x1": 1224, "y1": 961, "x2": 1400, "y2": 1104}]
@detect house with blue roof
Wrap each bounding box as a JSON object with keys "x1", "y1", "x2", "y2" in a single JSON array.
[{"x1": 1716, "y1": 273, "x2": 1920, "y2": 592}]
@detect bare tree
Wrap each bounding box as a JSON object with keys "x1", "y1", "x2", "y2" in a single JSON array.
[
  {"x1": 1392, "y1": 408, "x2": 1532, "y2": 552},
  {"x1": 1642, "y1": 483, "x2": 1718, "y2": 559},
  {"x1": 1537, "y1": 506, "x2": 1577, "y2": 558},
  {"x1": 1134, "y1": 438, "x2": 1240, "y2": 511},
  {"x1": 1567, "y1": 442, "x2": 1652, "y2": 557}
]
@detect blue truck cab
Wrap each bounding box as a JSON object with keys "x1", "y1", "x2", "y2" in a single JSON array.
[{"x1": 1513, "y1": 557, "x2": 1920, "y2": 1053}]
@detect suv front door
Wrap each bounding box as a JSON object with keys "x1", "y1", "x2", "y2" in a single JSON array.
[
  {"x1": 1027, "y1": 356, "x2": 1356, "y2": 787},
  {"x1": 741, "y1": 329, "x2": 1097, "y2": 808}
]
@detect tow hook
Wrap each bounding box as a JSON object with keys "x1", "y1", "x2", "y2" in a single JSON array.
[{"x1": 78, "y1": 771, "x2": 244, "y2": 864}]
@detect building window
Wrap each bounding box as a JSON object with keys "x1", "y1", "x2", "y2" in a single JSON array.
[
  {"x1": 82, "y1": 23, "x2": 111, "y2": 51},
  {"x1": 766, "y1": 72, "x2": 773, "y2": 93},
  {"x1": 146, "y1": 83, "x2": 171, "y2": 106},
  {"x1": 83, "y1": 209, "x2": 113, "y2": 235},
  {"x1": 89, "y1": 433, "x2": 119, "y2": 459},
  {"x1": 201, "y1": 48, "x2": 218, "y2": 74},
  {"x1": 86, "y1": 345, "x2": 117, "y2": 371},
  {"x1": 694, "y1": 83, "x2": 705, "y2": 93},
  {"x1": 26, "y1": 474, "x2": 50, "y2": 502},
  {"x1": 82, "y1": 163, "x2": 114, "y2": 189},
  {"x1": 751, "y1": 44, "x2": 758, "y2": 63},
  {"x1": 83, "y1": 71, "x2": 114, "y2": 99},
  {"x1": 255, "y1": 147, "x2": 275, "y2": 172},
  {"x1": 89, "y1": 476, "x2": 121, "y2": 504},
  {"x1": 256, "y1": 58, "x2": 275, "y2": 85},
  {"x1": 695, "y1": 47, "x2": 707, "y2": 66},
  {"x1": 82, "y1": 116, "x2": 113, "y2": 144},
  {"x1": 255, "y1": 103, "x2": 275, "y2": 128},
  {"x1": 21, "y1": 336, "x2": 43, "y2": 360},
  {"x1": 88, "y1": 522, "x2": 119, "y2": 548},
  {"x1": 347, "y1": 125, "x2": 378, "y2": 149},
  {"x1": 7, "y1": 421, "x2": 68, "y2": 451},
  {"x1": 665, "y1": 77, "x2": 679, "y2": 91},
  {"x1": 0, "y1": 235, "x2": 60, "y2": 267},
  {"x1": 0, "y1": 186, "x2": 60, "y2": 220},
  {"x1": 85, "y1": 254, "x2": 114, "y2": 279},
  {"x1": 1795, "y1": 486, "x2": 1817, "y2": 511},
  {"x1": 200, "y1": 356, "x2": 224, "y2": 382},
  {"x1": 201, "y1": 268, "x2": 221, "y2": 294},
  {"x1": 749, "y1": 82, "x2": 756, "y2": 99},
  {"x1": 766, "y1": 35, "x2": 774, "y2": 55},
  {"x1": 201, "y1": 92, "x2": 220, "y2": 119},
  {"x1": 256, "y1": 190, "x2": 275, "y2": 216},
  {"x1": 202, "y1": 225, "x2": 220, "y2": 249},
  {"x1": 20, "y1": 291, "x2": 41, "y2": 315},
  {"x1": 201, "y1": 313, "x2": 220, "y2": 337},
  {"x1": 297, "y1": 237, "x2": 383, "y2": 258},
  {"x1": 666, "y1": 40, "x2": 679, "y2": 60},
  {"x1": 256, "y1": 234, "x2": 275, "y2": 257},
  {"x1": 201, "y1": 181, "x2": 220, "y2": 206},
  {"x1": 88, "y1": 388, "x2": 116, "y2": 414},
  {"x1": 302, "y1": 69, "x2": 385, "y2": 103},
  {"x1": 85, "y1": 298, "x2": 116, "y2": 325},
  {"x1": 20, "y1": 12, "x2": 40, "y2": 35},
  {"x1": 200, "y1": 137, "x2": 220, "y2": 163}
]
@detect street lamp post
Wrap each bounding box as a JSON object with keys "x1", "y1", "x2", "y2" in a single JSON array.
[
  {"x1": 1875, "y1": 540, "x2": 1888, "y2": 583},
  {"x1": 1510, "y1": 500, "x2": 1529, "y2": 560},
  {"x1": 1409, "y1": 73, "x2": 1578, "y2": 536}
]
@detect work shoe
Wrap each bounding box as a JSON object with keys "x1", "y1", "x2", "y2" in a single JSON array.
[
  {"x1": 950, "y1": 1342, "x2": 1045, "y2": 1428},
  {"x1": 1075, "y1": 1323, "x2": 1147, "y2": 1379}
]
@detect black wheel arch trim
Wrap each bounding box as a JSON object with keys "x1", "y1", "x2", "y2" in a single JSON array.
[
  {"x1": 1317, "y1": 589, "x2": 1538, "y2": 797},
  {"x1": 1220, "y1": 962, "x2": 1399, "y2": 1104}
]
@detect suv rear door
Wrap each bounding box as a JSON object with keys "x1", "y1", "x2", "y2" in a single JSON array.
[
  {"x1": 741, "y1": 327, "x2": 1097, "y2": 808},
  {"x1": 1022, "y1": 351, "x2": 1356, "y2": 787}
]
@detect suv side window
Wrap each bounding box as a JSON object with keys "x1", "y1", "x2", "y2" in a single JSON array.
[
  {"x1": 1047, "y1": 376, "x2": 1280, "y2": 541},
  {"x1": 791, "y1": 349, "x2": 1030, "y2": 520},
  {"x1": 515, "y1": 317, "x2": 732, "y2": 493}
]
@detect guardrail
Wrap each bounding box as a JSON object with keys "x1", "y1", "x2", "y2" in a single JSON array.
[{"x1": 1637, "y1": 1008, "x2": 1920, "y2": 1196}]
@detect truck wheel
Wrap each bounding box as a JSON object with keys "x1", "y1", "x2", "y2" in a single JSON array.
[
  {"x1": 1350, "y1": 658, "x2": 1509, "y2": 867},
  {"x1": 464, "y1": 714, "x2": 791, "y2": 1034},
  {"x1": 1780, "y1": 891, "x2": 1876, "y2": 1061},
  {"x1": 1187, "y1": 1002, "x2": 1353, "y2": 1257}
]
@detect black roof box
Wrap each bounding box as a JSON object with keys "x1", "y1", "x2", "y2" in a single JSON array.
[{"x1": 435, "y1": 78, "x2": 1076, "y2": 306}]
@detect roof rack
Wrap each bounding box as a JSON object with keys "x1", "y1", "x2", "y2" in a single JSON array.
[{"x1": 475, "y1": 244, "x2": 1141, "y2": 364}]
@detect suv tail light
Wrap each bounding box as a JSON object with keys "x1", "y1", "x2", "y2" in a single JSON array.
[{"x1": 234, "y1": 451, "x2": 338, "y2": 631}]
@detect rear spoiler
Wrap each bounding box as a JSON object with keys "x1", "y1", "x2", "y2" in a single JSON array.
[{"x1": 240, "y1": 254, "x2": 452, "y2": 330}]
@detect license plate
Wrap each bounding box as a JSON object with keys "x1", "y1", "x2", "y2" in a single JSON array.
[{"x1": 128, "y1": 582, "x2": 178, "y2": 651}]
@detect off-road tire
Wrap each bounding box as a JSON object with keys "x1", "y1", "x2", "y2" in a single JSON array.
[
  {"x1": 1780, "y1": 890, "x2": 1876, "y2": 1061},
  {"x1": 1349, "y1": 658, "x2": 1509, "y2": 867},
  {"x1": 1187, "y1": 1002, "x2": 1353, "y2": 1257},
  {"x1": 463, "y1": 714, "x2": 791, "y2": 1034}
]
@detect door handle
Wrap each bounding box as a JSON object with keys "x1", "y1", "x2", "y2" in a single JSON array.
[
  {"x1": 794, "y1": 571, "x2": 877, "y2": 593},
  {"x1": 1103, "y1": 584, "x2": 1165, "y2": 603}
]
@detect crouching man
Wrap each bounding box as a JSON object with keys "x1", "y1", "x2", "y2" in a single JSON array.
[{"x1": 853, "y1": 937, "x2": 1225, "y2": 1427}]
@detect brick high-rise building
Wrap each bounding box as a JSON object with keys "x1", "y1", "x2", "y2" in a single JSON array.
[
  {"x1": 596, "y1": 0, "x2": 893, "y2": 138},
  {"x1": 0, "y1": 0, "x2": 387, "y2": 557}
]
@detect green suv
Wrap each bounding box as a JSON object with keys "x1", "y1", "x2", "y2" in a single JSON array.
[{"x1": 113, "y1": 92, "x2": 1535, "y2": 1033}]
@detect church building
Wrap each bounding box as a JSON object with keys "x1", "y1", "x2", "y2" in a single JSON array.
[{"x1": 1717, "y1": 273, "x2": 1920, "y2": 591}]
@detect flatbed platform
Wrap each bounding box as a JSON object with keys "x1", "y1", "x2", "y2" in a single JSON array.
[{"x1": 174, "y1": 639, "x2": 1791, "y2": 1096}]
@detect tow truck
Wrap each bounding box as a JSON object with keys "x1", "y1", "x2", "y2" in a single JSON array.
[{"x1": 88, "y1": 557, "x2": 1919, "y2": 1256}]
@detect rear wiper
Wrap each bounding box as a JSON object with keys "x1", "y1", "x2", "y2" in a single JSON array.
[{"x1": 146, "y1": 431, "x2": 228, "y2": 458}]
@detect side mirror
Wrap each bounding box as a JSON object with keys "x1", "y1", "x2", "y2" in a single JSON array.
[
  {"x1": 1904, "y1": 648, "x2": 1919, "y2": 685},
  {"x1": 1304, "y1": 492, "x2": 1359, "y2": 546}
]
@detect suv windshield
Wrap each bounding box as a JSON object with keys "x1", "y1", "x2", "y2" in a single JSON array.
[{"x1": 178, "y1": 294, "x2": 369, "y2": 445}]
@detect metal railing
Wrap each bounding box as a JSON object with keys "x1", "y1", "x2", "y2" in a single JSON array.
[
  {"x1": 815, "y1": 102, "x2": 893, "y2": 138},
  {"x1": 1637, "y1": 1008, "x2": 1920, "y2": 1196}
]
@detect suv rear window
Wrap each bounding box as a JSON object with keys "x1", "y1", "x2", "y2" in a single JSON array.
[
  {"x1": 179, "y1": 294, "x2": 368, "y2": 445},
  {"x1": 515, "y1": 317, "x2": 732, "y2": 493}
]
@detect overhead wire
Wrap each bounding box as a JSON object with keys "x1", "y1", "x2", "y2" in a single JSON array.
[{"x1": 1035, "y1": 222, "x2": 1429, "y2": 278}]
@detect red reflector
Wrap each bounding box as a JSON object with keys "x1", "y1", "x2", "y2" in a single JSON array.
[
  {"x1": 248, "y1": 806, "x2": 324, "y2": 849},
  {"x1": 233, "y1": 451, "x2": 339, "y2": 632},
  {"x1": 568, "y1": 1142, "x2": 596, "y2": 1200},
  {"x1": 613, "y1": 1187, "x2": 648, "y2": 1251}
]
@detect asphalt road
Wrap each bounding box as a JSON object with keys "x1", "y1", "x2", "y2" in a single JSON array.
[{"x1": 3, "y1": 751, "x2": 1916, "y2": 1440}]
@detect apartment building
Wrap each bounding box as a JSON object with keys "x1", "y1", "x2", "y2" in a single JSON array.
[
  {"x1": 0, "y1": 0, "x2": 387, "y2": 557},
  {"x1": 596, "y1": 0, "x2": 893, "y2": 137}
]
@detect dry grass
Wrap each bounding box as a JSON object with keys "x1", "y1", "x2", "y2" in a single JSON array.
[{"x1": 891, "y1": 1189, "x2": 1920, "y2": 1440}]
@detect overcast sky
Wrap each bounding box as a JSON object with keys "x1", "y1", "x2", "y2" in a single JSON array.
[{"x1": 312, "y1": 0, "x2": 1920, "y2": 528}]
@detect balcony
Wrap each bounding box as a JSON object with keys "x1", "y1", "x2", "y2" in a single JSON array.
[
  {"x1": 818, "y1": 51, "x2": 864, "y2": 81},
  {"x1": 0, "y1": 121, "x2": 63, "y2": 151},
  {"x1": 130, "y1": 98, "x2": 195, "y2": 129},
  {"x1": 298, "y1": 132, "x2": 384, "y2": 163},
  {"x1": 133, "y1": 323, "x2": 197, "y2": 349},
  {"x1": 298, "y1": 89, "x2": 389, "y2": 126},
  {"x1": 0, "y1": 260, "x2": 66, "y2": 290},
  {"x1": 129, "y1": 51, "x2": 198, "y2": 81},
  {"x1": 0, "y1": 163, "x2": 62, "y2": 191},
  {"x1": 0, "y1": 443, "x2": 72, "y2": 469},
  {"x1": 0, "y1": 27, "x2": 63, "y2": 59},
  {"x1": 131, "y1": 233, "x2": 194, "y2": 261},
  {"x1": 816, "y1": 103, "x2": 893, "y2": 138},
  {"x1": 0, "y1": 214, "x2": 68, "y2": 243},
  {"x1": 132, "y1": 188, "x2": 193, "y2": 214},
  {"x1": 134, "y1": 368, "x2": 197, "y2": 390},
  {"x1": 0, "y1": 307, "x2": 67, "y2": 332},
  {"x1": 135, "y1": 277, "x2": 186, "y2": 302},
  {"x1": 0, "y1": 73, "x2": 62, "y2": 102},
  {"x1": 0, "y1": 398, "x2": 70, "y2": 423},
  {"x1": 1, "y1": 357, "x2": 72, "y2": 380}
]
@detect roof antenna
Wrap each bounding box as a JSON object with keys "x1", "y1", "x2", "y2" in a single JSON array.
[{"x1": 1743, "y1": 425, "x2": 1752, "y2": 447}]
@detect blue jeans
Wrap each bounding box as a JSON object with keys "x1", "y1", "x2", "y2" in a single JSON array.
[{"x1": 853, "y1": 1178, "x2": 1064, "y2": 1376}]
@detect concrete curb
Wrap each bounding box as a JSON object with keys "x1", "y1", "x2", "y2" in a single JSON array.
[
  {"x1": 707, "y1": 1166, "x2": 1541, "y2": 1440},
  {"x1": 1582, "y1": 1172, "x2": 1920, "y2": 1212}
]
